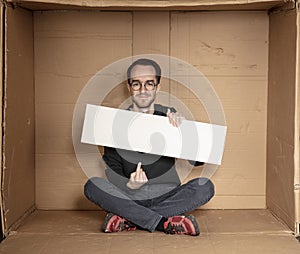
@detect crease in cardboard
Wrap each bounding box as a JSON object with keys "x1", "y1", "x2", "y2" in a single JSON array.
[
  {"x1": 37, "y1": 71, "x2": 97, "y2": 79},
  {"x1": 5, "y1": 0, "x2": 294, "y2": 8},
  {"x1": 0, "y1": 4, "x2": 4, "y2": 239},
  {"x1": 7, "y1": 230, "x2": 294, "y2": 236},
  {"x1": 268, "y1": 0, "x2": 296, "y2": 13},
  {"x1": 268, "y1": 198, "x2": 295, "y2": 232},
  {"x1": 1, "y1": 1, "x2": 7, "y2": 236},
  {"x1": 294, "y1": 2, "x2": 300, "y2": 236},
  {"x1": 4, "y1": 0, "x2": 295, "y2": 11},
  {"x1": 6, "y1": 205, "x2": 35, "y2": 233}
]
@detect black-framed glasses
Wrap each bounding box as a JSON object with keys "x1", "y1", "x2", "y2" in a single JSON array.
[{"x1": 129, "y1": 80, "x2": 158, "y2": 91}]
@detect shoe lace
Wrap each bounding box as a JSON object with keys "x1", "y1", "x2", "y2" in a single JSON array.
[
  {"x1": 118, "y1": 220, "x2": 136, "y2": 230},
  {"x1": 165, "y1": 222, "x2": 185, "y2": 234}
]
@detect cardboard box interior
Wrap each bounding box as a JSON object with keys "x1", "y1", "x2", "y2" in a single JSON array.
[
  {"x1": 1, "y1": 0, "x2": 299, "y2": 237},
  {"x1": 1, "y1": 210, "x2": 300, "y2": 254}
]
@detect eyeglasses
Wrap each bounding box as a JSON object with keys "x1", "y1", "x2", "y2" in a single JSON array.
[{"x1": 129, "y1": 80, "x2": 158, "y2": 91}]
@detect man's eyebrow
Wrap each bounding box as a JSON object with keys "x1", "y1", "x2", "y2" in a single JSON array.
[{"x1": 131, "y1": 79, "x2": 155, "y2": 82}]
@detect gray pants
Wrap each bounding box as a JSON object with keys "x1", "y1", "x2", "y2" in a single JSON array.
[{"x1": 84, "y1": 177, "x2": 214, "y2": 232}]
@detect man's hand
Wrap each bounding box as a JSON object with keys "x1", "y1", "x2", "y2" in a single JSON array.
[
  {"x1": 167, "y1": 108, "x2": 185, "y2": 127},
  {"x1": 126, "y1": 162, "x2": 148, "y2": 190}
]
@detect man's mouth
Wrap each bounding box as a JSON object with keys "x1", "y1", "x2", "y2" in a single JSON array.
[{"x1": 136, "y1": 94, "x2": 149, "y2": 99}]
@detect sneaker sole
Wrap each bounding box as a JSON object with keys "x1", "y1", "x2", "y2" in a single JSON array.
[
  {"x1": 102, "y1": 212, "x2": 115, "y2": 233},
  {"x1": 186, "y1": 214, "x2": 200, "y2": 236}
]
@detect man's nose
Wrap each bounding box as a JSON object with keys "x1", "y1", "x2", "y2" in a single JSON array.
[{"x1": 140, "y1": 84, "x2": 146, "y2": 93}]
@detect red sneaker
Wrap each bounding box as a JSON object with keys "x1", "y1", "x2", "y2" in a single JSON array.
[
  {"x1": 102, "y1": 213, "x2": 137, "y2": 233},
  {"x1": 163, "y1": 215, "x2": 200, "y2": 236}
]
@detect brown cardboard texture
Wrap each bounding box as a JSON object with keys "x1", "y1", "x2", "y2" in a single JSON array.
[
  {"x1": 296, "y1": 8, "x2": 300, "y2": 236},
  {"x1": 1, "y1": 210, "x2": 300, "y2": 254},
  {"x1": 0, "y1": 0, "x2": 300, "y2": 242},
  {"x1": 267, "y1": 8, "x2": 297, "y2": 232},
  {"x1": 0, "y1": 1, "x2": 4, "y2": 234},
  {"x1": 3, "y1": 5, "x2": 35, "y2": 233},
  {"x1": 6, "y1": 0, "x2": 294, "y2": 11},
  {"x1": 33, "y1": 10, "x2": 267, "y2": 210}
]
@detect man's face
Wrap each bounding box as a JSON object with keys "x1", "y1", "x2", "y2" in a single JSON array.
[{"x1": 128, "y1": 65, "x2": 160, "y2": 109}]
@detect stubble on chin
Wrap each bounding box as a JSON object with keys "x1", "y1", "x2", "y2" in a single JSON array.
[{"x1": 132, "y1": 93, "x2": 156, "y2": 110}]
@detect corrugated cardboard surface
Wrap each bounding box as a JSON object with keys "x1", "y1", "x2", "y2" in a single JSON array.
[
  {"x1": 171, "y1": 11, "x2": 268, "y2": 209},
  {"x1": 1, "y1": 210, "x2": 300, "y2": 254},
  {"x1": 132, "y1": 12, "x2": 170, "y2": 98},
  {"x1": 0, "y1": 0, "x2": 298, "y2": 238},
  {"x1": 34, "y1": 11, "x2": 132, "y2": 210},
  {"x1": 267, "y1": 9, "x2": 297, "y2": 230},
  {"x1": 3, "y1": 7, "x2": 35, "y2": 230},
  {"x1": 35, "y1": 10, "x2": 268, "y2": 210},
  {"x1": 296, "y1": 8, "x2": 300, "y2": 233},
  {"x1": 0, "y1": 2, "x2": 4, "y2": 234},
  {"x1": 6, "y1": 0, "x2": 293, "y2": 11}
]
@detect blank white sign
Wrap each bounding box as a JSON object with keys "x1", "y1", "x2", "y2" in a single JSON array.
[{"x1": 81, "y1": 104, "x2": 227, "y2": 165}]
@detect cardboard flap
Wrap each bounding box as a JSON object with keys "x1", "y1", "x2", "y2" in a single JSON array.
[{"x1": 6, "y1": 0, "x2": 294, "y2": 10}]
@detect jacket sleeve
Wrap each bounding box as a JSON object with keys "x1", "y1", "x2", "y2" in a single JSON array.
[
  {"x1": 102, "y1": 147, "x2": 129, "y2": 191},
  {"x1": 188, "y1": 160, "x2": 205, "y2": 166}
]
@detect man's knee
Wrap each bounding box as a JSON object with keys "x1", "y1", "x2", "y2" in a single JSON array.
[
  {"x1": 84, "y1": 177, "x2": 106, "y2": 199},
  {"x1": 188, "y1": 177, "x2": 215, "y2": 198},
  {"x1": 83, "y1": 177, "x2": 94, "y2": 199},
  {"x1": 201, "y1": 178, "x2": 215, "y2": 199}
]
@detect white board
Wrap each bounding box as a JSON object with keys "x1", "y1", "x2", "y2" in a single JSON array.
[{"x1": 81, "y1": 104, "x2": 227, "y2": 165}]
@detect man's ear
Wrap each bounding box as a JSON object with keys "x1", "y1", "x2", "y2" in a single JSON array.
[
  {"x1": 127, "y1": 83, "x2": 131, "y2": 92},
  {"x1": 156, "y1": 84, "x2": 161, "y2": 92}
]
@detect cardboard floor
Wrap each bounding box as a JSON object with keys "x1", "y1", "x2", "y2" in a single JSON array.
[{"x1": 0, "y1": 210, "x2": 299, "y2": 253}]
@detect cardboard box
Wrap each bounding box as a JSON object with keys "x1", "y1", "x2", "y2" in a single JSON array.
[{"x1": 0, "y1": 0, "x2": 299, "y2": 239}]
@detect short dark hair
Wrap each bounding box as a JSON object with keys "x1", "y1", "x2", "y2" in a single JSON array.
[{"x1": 127, "y1": 58, "x2": 161, "y2": 85}]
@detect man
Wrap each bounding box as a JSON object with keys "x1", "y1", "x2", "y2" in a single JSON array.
[{"x1": 84, "y1": 58, "x2": 214, "y2": 236}]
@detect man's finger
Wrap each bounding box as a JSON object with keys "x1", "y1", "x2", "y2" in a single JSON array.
[
  {"x1": 168, "y1": 112, "x2": 175, "y2": 125},
  {"x1": 136, "y1": 162, "x2": 142, "y2": 172},
  {"x1": 135, "y1": 168, "x2": 141, "y2": 181},
  {"x1": 173, "y1": 114, "x2": 178, "y2": 127},
  {"x1": 142, "y1": 171, "x2": 148, "y2": 182},
  {"x1": 175, "y1": 113, "x2": 181, "y2": 127},
  {"x1": 172, "y1": 112, "x2": 184, "y2": 127},
  {"x1": 167, "y1": 108, "x2": 170, "y2": 116},
  {"x1": 130, "y1": 172, "x2": 136, "y2": 181},
  {"x1": 171, "y1": 114, "x2": 176, "y2": 127},
  {"x1": 135, "y1": 162, "x2": 142, "y2": 180},
  {"x1": 134, "y1": 162, "x2": 141, "y2": 175},
  {"x1": 167, "y1": 111, "x2": 172, "y2": 124}
]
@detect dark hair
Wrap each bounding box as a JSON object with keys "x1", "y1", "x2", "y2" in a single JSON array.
[{"x1": 127, "y1": 58, "x2": 161, "y2": 85}]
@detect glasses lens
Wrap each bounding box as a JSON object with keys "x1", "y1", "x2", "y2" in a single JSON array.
[
  {"x1": 145, "y1": 81, "x2": 156, "y2": 91},
  {"x1": 131, "y1": 81, "x2": 141, "y2": 91}
]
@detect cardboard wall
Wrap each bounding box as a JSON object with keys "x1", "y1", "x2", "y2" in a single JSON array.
[
  {"x1": 0, "y1": 3, "x2": 4, "y2": 233},
  {"x1": 34, "y1": 11, "x2": 132, "y2": 209},
  {"x1": 34, "y1": 10, "x2": 269, "y2": 210},
  {"x1": 3, "y1": 6, "x2": 35, "y2": 230},
  {"x1": 296, "y1": 8, "x2": 300, "y2": 234},
  {"x1": 267, "y1": 9, "x2": 297, "y2": 230},
  {"x1": 171, "y1": 11, "x2": 269, "y2": 209}
]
